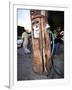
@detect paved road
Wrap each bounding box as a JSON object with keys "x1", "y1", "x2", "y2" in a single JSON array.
[{"x1": 17, "y1": 44, "x2": 64, "y2": 81}]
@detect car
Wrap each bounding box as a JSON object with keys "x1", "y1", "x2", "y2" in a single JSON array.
[{"x1": 17, "y1": 36, "x2": 23, "y2": 48}]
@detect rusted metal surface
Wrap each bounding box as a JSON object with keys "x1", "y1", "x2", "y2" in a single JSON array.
[{"x1": 30, "y1": 10, "x2": 52, "y2": 75}]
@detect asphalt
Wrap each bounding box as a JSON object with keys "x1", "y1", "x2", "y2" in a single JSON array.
[{"x1": 17, "y1": 44, "x2": 64, "y2": 81}]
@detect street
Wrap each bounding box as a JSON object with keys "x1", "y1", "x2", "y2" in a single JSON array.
[{"x1": 17, "y1": 44, "x2": 64, "y2": 81}]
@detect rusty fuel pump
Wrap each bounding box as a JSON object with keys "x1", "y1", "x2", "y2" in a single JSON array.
[{"x1": 30, "y1": 10, "x2": 52, "y2": 75}]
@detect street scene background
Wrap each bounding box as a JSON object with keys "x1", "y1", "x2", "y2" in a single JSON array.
[{"x1": 17, "y1": 9, "x2": 64, "y2": 80}]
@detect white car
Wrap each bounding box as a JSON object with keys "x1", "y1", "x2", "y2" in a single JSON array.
[{"x1": 17, "y1": 36, "x2": 23, "y2": 48}]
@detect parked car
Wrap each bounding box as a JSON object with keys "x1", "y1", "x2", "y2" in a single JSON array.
[{"x1": 17, "y1": 36, "x2": 23, "y2": 48}]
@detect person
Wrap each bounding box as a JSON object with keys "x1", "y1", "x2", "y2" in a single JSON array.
[
  {"x1": 54, "y1": 26, "x2": 62, "y2": 55},
  {"x1": 60, "y1": 30, "x2": 64, "y2": 43},
  {"x1": 44, "y1": 24, "x2": 54, "y2": 74},
  {"x1": 22, "y1": 28, "x2": 31, "y2": 54},
  {"x1": 46, "y1": 24, "x2": 54, "y2": 56}
]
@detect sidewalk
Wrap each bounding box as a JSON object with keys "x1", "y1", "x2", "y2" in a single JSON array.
[{"x1": 17, "y1": 44, "x2": 64, "y2": 80}]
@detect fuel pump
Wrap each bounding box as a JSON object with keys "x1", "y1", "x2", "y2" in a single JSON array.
[{"x1": 30, "y1": 10, "x2": 52, "y2": 75}]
